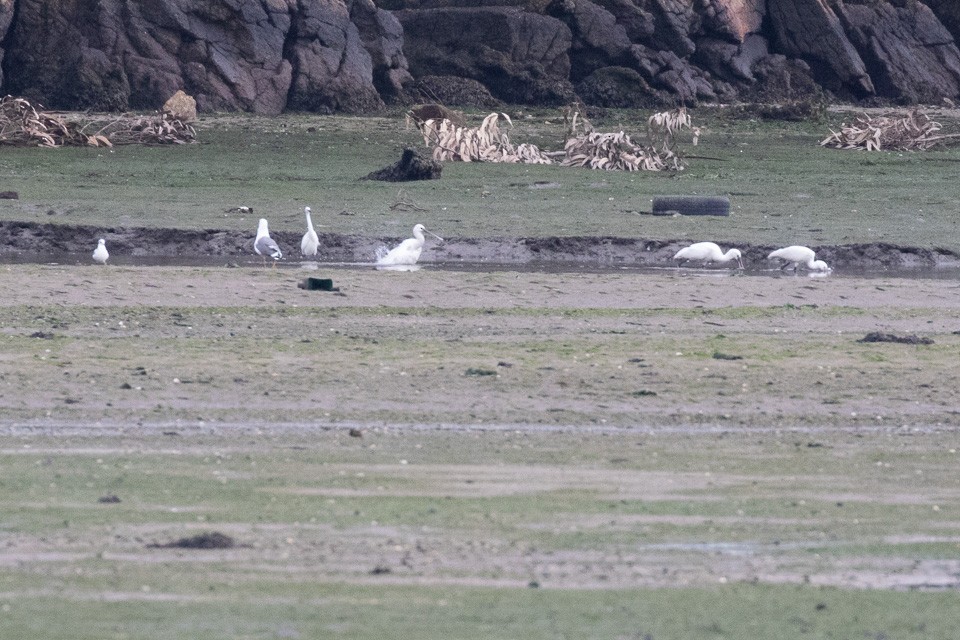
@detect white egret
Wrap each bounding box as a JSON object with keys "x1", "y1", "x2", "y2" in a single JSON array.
[
  {"x1": 301, "y1": 206, "x2": 319, "y2": 258},
  {"x1": 767, "y1": 245, "x2": 831, "y2": 272},
  {"x1": 375, "y1": 223, "x2": 443, "y2": 266},
  {"x1": 92, "y1": 238, "x2": 109, "y2": 264},
  {"x1": 254, "y1": 218, "x2": 282, "y2": 266},
  {"x1": 672, "y1": 242, "x2": 743, "y2": 269}
]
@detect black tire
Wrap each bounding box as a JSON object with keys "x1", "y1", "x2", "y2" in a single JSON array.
[{"x1": 652, "y1": 195, "x2": 730, "y2": 216}]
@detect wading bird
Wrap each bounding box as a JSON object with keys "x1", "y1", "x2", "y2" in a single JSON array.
[
  {"x1": 767, "y1": 245, "x2": 830, "y2": 272},
  {"x1": 254, "y1": 218, "x2": 283, "y2": 266},
  {"x1": 672, "y1": 242, "x2": 743, "y2": 269},
  {"x1": 375, "y1": 223, "x2": 443, "y2": 266},
  {"x1": 301, "y1": 206, "x2": 319, "y2": 258},
  {"x1": 92, "y1": 238, "x2": 109, "y2": 264}
]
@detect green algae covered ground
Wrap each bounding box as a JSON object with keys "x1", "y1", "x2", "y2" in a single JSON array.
[{"x1": 1, "y1": 109, "x2": 960, "y2": 639}]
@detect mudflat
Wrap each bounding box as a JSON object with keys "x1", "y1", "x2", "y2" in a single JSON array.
[
  {"x1": 2, "y1": 263, "x2": 959, "y2": 427},
  {"x1": 1, "y1": 263, "x2": 960, "y2": 639},
  {"x1": 3, "y1": 107, "x2": 960, "y2": 638}
]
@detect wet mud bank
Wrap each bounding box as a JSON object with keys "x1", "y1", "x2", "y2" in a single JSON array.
[{"x1": 2, "y1": 220, "x2": 959, "y2": 270}]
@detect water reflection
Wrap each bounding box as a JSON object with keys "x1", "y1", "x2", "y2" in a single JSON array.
[
  {"x1": 1, "y1": 252, "x2": 958, "y2": 280},
  {"x1": 375, "y1": 264, "x2": 422, "y2": 272}
]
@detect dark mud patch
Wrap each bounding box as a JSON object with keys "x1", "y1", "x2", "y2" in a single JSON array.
[
  {"x1": 362, "y1": 147, "x2": 442, "y2": 182},
  {"x1": 148, "y1": 532, "x2": 236, "y2": 550},
  {"x1": 1, "y1": 221, "x2": 959, "y2": 270},
  {"x1": 858, "y1": 332, "x2": 935, "y2": 345}
]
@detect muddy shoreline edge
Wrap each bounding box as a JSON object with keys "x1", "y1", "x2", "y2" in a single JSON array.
[{"x1": 2, "y1": 220, "x2": 959, "y2": 269}]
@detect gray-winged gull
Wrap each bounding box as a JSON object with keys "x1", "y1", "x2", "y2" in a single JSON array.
[{"x1": 254, "y1": 218, "x2": 283, "y2": 267}]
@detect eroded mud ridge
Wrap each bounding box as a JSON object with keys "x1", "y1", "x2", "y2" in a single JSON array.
[{"x1": 2, "y1": 221, "x2": 959, "y2": 269}]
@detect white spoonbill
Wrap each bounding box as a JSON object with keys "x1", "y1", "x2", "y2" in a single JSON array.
[
  {"x1": 300, "y1": 206, "x2": 319, "y2": 258},
  {"x1": 92, "y1": 238, "x2": 109, "y2": 264},
  {"x1": 254, "y1": 218, "x2": 283, "y2": 266},
  {"x1": 767, "y1": 245, "x2": 830, "y2": 272},
  {"x1": 375, "y1": 223, "x2": 443, "y2": 266},
  {"x1": 672, "y1": 242, "x2": 743, "y2": 269}
]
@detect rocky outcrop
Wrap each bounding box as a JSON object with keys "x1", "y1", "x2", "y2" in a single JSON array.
[
  {"x1": 162, "y1": 90, "x2": 198, "y2": 122},
  {"x1": 412, "y1": 76, "x2": 503, "y2": 108},
  {"x1": 628, "y1": 44, "x2": 719, "y2": 104},
  {"x1": 695, "y1": 34, "x2": 770, "y2": 84},
  {"x1": 768, "y1": 0, "x2": 960, "y2": 103},
  {"x1": 925, "y1": 0, "x2": 960, "y2": 43},
  {"x1": 1, "y1": 0, "x2": 960, "y2": 113},
  {"x1": 286, "y1": 0, "x2": 385, "y2": 113},
  {"x1": 0, "y1": 0, "x2": 13, "y2": 88},
  {"x1": 546, "y1": 0, "x2": 633, "y2": 81},
  {"x1": 702, "y1": 0, "x2": 766, "y2": 43},
  {"x1": 835, "y1": 0, "x2": 960, "y2": 104},
  {"x1": 645, "y1": 0, "x2": 701, "y2": 57},
  {"x1": 767, "y1": 0, "x2": 874, "y2": 97},
  {"x1": 2, "y1": 0, "x2": 409, "y2": 114},
  {"x1": 395, "y1": 7, "x2": 576, "y2": 105},
  {"x1": 576, "y1": 66, "x2": 662, "y2": 108}
]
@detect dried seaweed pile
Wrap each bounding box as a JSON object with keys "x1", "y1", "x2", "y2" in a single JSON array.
[
  {"x1": 415, "y1": 107, "x2": 699, "y2": 172},
  {"x1": 0, "y1": 96, "x2": 87, "y2": 147},
  {"x1": 418, "y1": 112, "x2": 552, "y2": 164},
  {"x1": 99, "y1": 113, "x2": 197, "y2": 145},
  {"x1": 562, "y1": 108, "x2": 700, "y2": 171},
  {"x1": 0, "y1": 95, "x2": 196, "y2": 147},
  {"x1": 820, "y1": 110, "x2": 960, "y2": 151},
  {"x1": 561, "y1": 130, "x2": 653, "y2": 170}
]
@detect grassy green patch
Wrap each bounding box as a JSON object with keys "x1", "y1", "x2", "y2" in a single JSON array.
[
  {"x1": 2, "y1": 110, "x2": 960, "y2": 250},
  {"x1": 1, "y1": 574, "x2": 958, "y2": 639}
]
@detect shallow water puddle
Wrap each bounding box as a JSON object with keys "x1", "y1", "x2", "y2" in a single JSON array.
[{"x1": 3, "y1": 251, "x2": 960, "y2": 280}]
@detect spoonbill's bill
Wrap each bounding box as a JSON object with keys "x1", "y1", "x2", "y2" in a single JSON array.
[
  {"x1": 92, "y1": 239, "x2": 109, "y2": 264},
  {"x1": 375, "y1": 224, "x2": 443, "y2": 266},
  {"x1": 254, "y1": 218, "x2": 283, "y2": 266},
  {"x1": 767, "y1": 245, "x2": 830, "y2": 272},
  {"x1": 672, "y1": 242, "x2": 743, "y2": 269},
  {"x1": 301, "y1": 206, "x2": 319, "y2": 257}
]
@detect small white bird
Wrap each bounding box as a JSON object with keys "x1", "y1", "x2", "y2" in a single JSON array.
[
  {"x1": 672, "y1": 242, "x2": 743, "y2": 269},
  {"x1": 767, "y1": 245, "x2": 831, "y2": 272},
  {"x1": 254, "y1": 218, "x2": 282, "y2": 266},
  {"x1": 375, "y1": 223, "x2": 443, "y2": 266},
  {"x1": 301, "y1": 206, "x2": 319, "y2": 258},
  {"x1": 92, "y1": 238, "x2": 109, "y2": 264}
]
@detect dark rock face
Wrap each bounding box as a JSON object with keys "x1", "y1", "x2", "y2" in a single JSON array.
[
  {"x1": 701, "y1": 0, "x2": 766, "y2": 43},
  {"x1": 352, "y1": 0, "x2": 414, "y2": 100},
  {"x1": 638, "y1": 0, "x2": 699, "y2": 57},
  {"x1": 835, "y1": 0, "x2": 960, "y2": 104},
  {"x1": 768, "y1": 0, "x2": 874, "y2": 97},
  {"x1": 396, "y1": 7, "x2": 576, "y2": 105},
  {"x1": 286, "y1": 0, "x2": 385, "y2": 113},
  {"x1": 768, "y1": 0, "x2": 960, "y2": 103},
  {"x1": 545, "y1": 0, "x2": 633, "y2": 81},
  {"x1": 925, "y1": 0, "x2": 960, "y2": 42},
  {"x1": 363, "y1": 147, "x2": 442, "y2": 181},
  {"x1": 1, "y1": 0, "x2": 960, "y2": 113},
  {"x1": 412, "y1": 76, "x2": 503, "y2": 108},
  {"x1": 628, "y1": 43, "x2": 718, "y2": 105},
  {"x1": 575, "y1": 66, "x2": 660, "y2": 108},
  {"x1": 0, "y1": 0, "x2": 13, "y2": 88},
  {"x1": 2, "y1": 0, "x2": 409, "y2": 114},
  {"x1": 695, "y1": 34, "x2": 768, "y2": 84}
]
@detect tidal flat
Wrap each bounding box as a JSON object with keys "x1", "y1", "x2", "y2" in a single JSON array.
[{"x1": 1, "y1": 108, "x2": 959, "y2": 638}]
